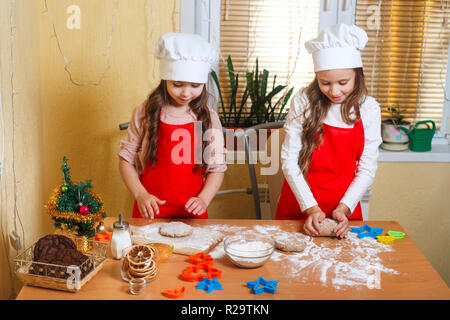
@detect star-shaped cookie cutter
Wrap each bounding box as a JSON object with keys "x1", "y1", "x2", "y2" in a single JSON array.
[
  {"x1": 196, "y1": 277, "x2": 223, "y2": 293},
  {"x1": 246, "y1": 276, "x2": 279, "y2": 294},
  {"x1": 351, "y1": 224, "x2": 383, "y2": 239},
  {"x1": 181, "y1": 262, "x2": 222, "y2": 282}
]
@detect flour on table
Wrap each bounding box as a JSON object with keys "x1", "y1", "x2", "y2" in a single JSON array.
[
  {"x1": 130, "y1": 223, "x2": 223, "y2": 254},
  {"x1": 270, "y1": 232, "x2": 399, "y2": 289},
  {"x1": 131, "y1": 223, "x2": 400, "y2": 290},
  {"x1": 208, "y1": 241, "x2": 226, "y2": 259}
]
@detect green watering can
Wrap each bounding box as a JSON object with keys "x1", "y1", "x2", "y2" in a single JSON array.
[{"x1": 398, "y1": 120, "x2": 435, "y2": 152}]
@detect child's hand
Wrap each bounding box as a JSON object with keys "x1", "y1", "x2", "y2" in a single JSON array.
[
  {"x1": 303, "y1": 206, "x2": 326, "y2": 236},
  {"x1": 332, "y1": 203, "x2": 351, "y2": 238},
  {"x1": 185, "y1": 197, "x2": 207, "y2": 216},
  {"x1": 136, "y1": 192, "x2": 166, "y2": 219}
]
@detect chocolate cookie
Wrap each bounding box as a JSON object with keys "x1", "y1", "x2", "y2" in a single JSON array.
[
  {"x1": 29, "y1": 248, "x2": 93, "y2": 280},
  {"x1": 33, "y1": 235, "x2": 76, "y2": 261}
]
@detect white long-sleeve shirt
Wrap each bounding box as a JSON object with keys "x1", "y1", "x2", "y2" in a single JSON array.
[{"x1": 281, "y1": 88, "x2": 382, "y2": 213}]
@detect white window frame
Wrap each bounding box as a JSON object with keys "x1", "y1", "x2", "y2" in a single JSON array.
[
  {"x1": 180, "y1": 0, "x2": 221, "y2": 104},
  {"x1": 181, "y1": 0, "x2": 450, "y2": 143}
]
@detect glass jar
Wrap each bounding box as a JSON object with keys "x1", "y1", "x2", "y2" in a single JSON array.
[
  {"x1": 129, "y1": 277, "x2": 146, "y2": 295},
  {"x1": 120, "y1": 244, "x2": 159, "y2": 283},
  {"x1": 110, "y1": 213, "x2": 132, "y2": 259}
]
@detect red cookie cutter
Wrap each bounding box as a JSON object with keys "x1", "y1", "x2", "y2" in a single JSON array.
[
  {"x1": 163, "y1": 286, "x2": 186, "y2": 299},
  {"x1": 181, "y1": 262, "x2": 222, "y2": 282},
  {"x1": 94, "y1": 232, "x2": 112, "y2": 242},
  {"x1": 188, "y1": 252, "x2": 214, "y2": 266}
]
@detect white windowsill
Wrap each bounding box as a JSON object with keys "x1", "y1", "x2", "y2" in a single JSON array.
[{"x1": 378, "y1": 139, "x2": 450, "y2": 162}]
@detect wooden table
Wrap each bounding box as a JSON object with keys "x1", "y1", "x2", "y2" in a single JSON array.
[{"x1": 16, "y1": 218, "x2": 449, "y2": 300}]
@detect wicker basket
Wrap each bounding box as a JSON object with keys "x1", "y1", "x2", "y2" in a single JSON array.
[{"x1": 14, "y1": 236, "x2": 108, "y2": 293}]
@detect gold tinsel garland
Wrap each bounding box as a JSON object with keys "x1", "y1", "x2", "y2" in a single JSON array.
[
  {"x1": 44, "y1": 184, "x2": 105, "y2": 224},
  {"x1": 54, "y1": 224, "x2": 90, "y2": 252}
]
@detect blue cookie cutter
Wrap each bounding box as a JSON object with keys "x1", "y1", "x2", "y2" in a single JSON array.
[
  {"x1": 196, "y1": 277, "x2": 223, "y2": 293},
  {"x1": 351, "y1": 224, "x2": 383, "y2": 238},
  {"x1": 246, "y1": 276, "x2": 279, "y2": 294}
]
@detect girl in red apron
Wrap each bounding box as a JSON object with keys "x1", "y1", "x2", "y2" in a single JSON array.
[
  {"x1": 276, "y1": 24, "x2": 382, "y2": 238},
  {"x1": 118, "y1": 33, "x2": 226, "y2": 220}
]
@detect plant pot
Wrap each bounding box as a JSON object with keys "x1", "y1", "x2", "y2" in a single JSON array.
[
  {"x1": 223, "y1": 127, "x2": 273, "y2": 152},
  {"x1": 381, "y1": 120, "x2": 411, "y2": 151}
]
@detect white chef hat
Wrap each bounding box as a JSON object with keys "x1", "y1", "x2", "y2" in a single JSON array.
[
  {"x1": 155, "y1": 32, "x2": 218, "y2": 84},
  {"x1": 305, "y1": 24, "x2": 368, "y2": 72}
]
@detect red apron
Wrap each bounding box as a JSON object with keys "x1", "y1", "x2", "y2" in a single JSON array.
[
  {"x1": 132, "y1": 120, "x2": 207, "y2": 219},
  {"x1": 276, "y1": 120, "x2": 365, "y2": 220}
]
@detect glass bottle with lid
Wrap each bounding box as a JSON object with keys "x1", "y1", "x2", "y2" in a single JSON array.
[{"x1": 111, "y1": 213, "x2": 132, "y2": 259}]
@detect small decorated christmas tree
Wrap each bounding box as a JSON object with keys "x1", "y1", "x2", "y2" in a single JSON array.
[{"x1": 45, "y1": 156, "x2": 107, "y2": 238}]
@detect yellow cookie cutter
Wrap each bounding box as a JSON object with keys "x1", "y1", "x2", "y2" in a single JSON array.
[{"x1": 376, "y1": 235, "x2": 396, "y2": 245}]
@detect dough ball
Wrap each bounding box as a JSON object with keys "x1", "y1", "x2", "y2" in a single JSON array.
[
  {"x1": 159, "y1": 222, "x2": 194, "y2": 238},
  {"x1": 318, "y1": 218, "x2": 338, "y2": 237}
]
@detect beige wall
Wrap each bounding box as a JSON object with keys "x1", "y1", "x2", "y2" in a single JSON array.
[
  {"x1": 39, "y1": 0, "x2": 180, "y2": 225},
  {"x1": 0, "y1": 0, "x2": 179, "y2": 300},
  {"x1": 370, "y1": 162, "x2": 450, "y2": 287}
]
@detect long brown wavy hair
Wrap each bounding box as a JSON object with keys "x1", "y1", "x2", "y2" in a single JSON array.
[
  {"x1": 298, "y1": 68, "x2": 367, "y2": 179},
  {"x1": 141, "y1": 80, "x2": 211, "y2": 174}
]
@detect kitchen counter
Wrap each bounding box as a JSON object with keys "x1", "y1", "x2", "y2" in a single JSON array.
[{"x1": 16, "y1": 218, "x2": 449, "y2": 300}]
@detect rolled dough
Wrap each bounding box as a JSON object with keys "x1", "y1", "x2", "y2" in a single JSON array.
[
  {"x1": 159, "y1": 221, "x2": 193, "y2": 238},
  {"x1": 274, "y1": 234, "x2": 307, "y2": 252}
]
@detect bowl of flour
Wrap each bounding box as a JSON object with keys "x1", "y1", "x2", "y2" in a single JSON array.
[{"x1": 223, "y1": 234, "x2": 274, "y2": 268}]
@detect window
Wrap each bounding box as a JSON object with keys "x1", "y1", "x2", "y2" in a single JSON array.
[
  {"x1": 218, "y1": 0, "x2": 321, "y2": 123},
  {"x1": 356, "y1": 0, "x2": 450, "y2": 132},
  {"x1": 182, "y1": 0, "x2": 450, "y2": 136}
]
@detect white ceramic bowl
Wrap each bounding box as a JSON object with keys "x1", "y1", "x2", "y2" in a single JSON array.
[{"x1": 223, "y1": 234, "x2": 274, "y2": 268}]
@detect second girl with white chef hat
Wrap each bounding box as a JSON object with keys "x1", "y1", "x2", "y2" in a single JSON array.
[{"x1": 276, "y1": 24, "x2": 382, "y2": 238}]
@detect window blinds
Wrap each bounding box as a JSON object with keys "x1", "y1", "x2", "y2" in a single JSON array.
[
  {"x1": 355, "y1": 0, "x2": 450, "y2": 128},
  {"x1": 218, "y1": 0, "x2": 321, "y2": 124}
]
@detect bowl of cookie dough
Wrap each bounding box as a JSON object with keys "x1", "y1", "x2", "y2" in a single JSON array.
[{"x1": 223, "y1": 234, "x2": 274, "y2": 268}]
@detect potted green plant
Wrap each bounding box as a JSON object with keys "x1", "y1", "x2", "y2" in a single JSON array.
[
  {"x1": 211, "y1": 56, "x2": 294, "y2": 150},
  {"x1": 381, "y1": 105, "x2": 411, "y2": 151},
  {"x1": 211, "y1": 56, "x2": 293, "y2": 128}
]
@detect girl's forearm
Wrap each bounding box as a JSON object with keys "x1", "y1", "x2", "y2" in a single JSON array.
[
  {"x1": 118, "y1": 158, "x2": 147, "y2": 199},
  {"x1": 197, "y1": 172, "x2": 224, "y2": 206}
]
